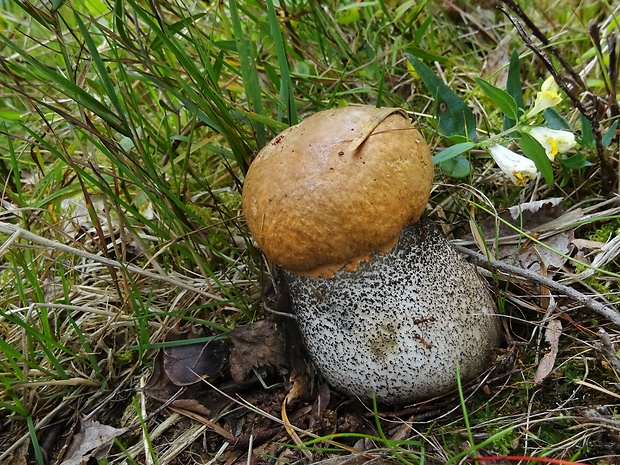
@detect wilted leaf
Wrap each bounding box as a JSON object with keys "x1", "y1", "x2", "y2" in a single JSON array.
[
  {"x1": 163, "y1": 336, "x2": 229, "y2": 386},
  {"x1": 61, "y1": 418, "x2": 129, "y2": 465},
  {"x1": 534, "y1": 319, "x2": 562, "y2": 384},
  {"x1": 468, "y1": 197, "x2": 573, "y2": 274},
  {"x1": 309, "y1": 383, "x2": 331, "y2": 430},
  {"x1": 228, "y1": 320, "x2": 288, "y2": 384},
  {"x1": 508, "y1": 198, "x2": 563, "y2": 220},
  {"x1": 145, "y1": 350, "x2": 234, "y2": 419}
]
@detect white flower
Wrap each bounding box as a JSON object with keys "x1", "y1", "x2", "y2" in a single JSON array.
[
  {"x1": 489, "y1": 144, "x2": 538, "y2": 186},
  {"x1": 529, "y1": 127, "x2": 576, "y2": 160},
  {"x1": 526, "y1": 76, "x2": 562, "y2": 118}
]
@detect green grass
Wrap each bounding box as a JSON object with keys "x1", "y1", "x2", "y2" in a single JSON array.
[{"x1": 1, "y1": 0, "x2": 620, "y2": 463}]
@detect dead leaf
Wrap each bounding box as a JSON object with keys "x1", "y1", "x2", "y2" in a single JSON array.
[
  {"x1": 571, "y1": 238, "x2": 605, "y2": 251},
  {"x1": 574, "y1": 233, "x2": 620, "y2": 281},
  {"x1": 282, "y1": 376, "x2": 313, "y2": 462},
  {"x1": 482, "y1": 46, "x2": 510, "y2": 88},
  {"x1": 309, "y1": 383, "x2": 331, "y2": 429},
  {"x1": 508, "y1": 197, "x2": 563, "y2": 220},
  {"x1": 469, "y1": 197, "x2": 573, "y2": 274},
  {"x1": 0, "y1": 442, "x2": 28, "y2": 465},
  {"x1": 534, "y1": 319, "x2": 562, "y2": 384},
  {"x1": 228, "y1": 320, "x2": 288, "y2": 384},
  {"x1": 144, "y1": 350, "x2": 184, "y2": 402},
  {"x1": 163, "y1": 336, "x2": 229, "y2": 386},
  {"x1": 144, "y1": 350, "x2": 233, "y2": 419},
  {"x1": 61, "y1": 418, "x2": 129, "y2": 465}
]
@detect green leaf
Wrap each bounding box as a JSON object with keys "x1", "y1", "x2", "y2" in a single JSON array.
[
  {"x1": 337, "y1": 5, "x2": 363, "y2": 25},
  {"x1": 559, "y1": 152, "x2": 593, "y2": 170},
  {"x1": 79, "y1": 0, "x2": 108, "y2": 15},
  {"x1": 113, "y1": 0, "x2": 130, "y2": 45},
  {"x1": 440, "y1": 155, "x2": 472, "y2": 178},
  {"x1": 412, "y1": 16, "x2": 432, "y2": 48},
  {"x1": 75, "y1": 14, "x2": 127, "y2": 125},
  {"x1": 12, "y1": 0, "x2": 54, "y2": 29},
  {"x1": 395, "y1": 0, "x2": 426, "y2": 26},
  {"x1": 503, "y1": 49, "x2": 524, "y2": 130},
  {"x1": 476, "y1": 78, "x2": 519, "y2": 122},
  {"x1": 506, "y1": 50, "x2": 525, "y2": 108},
  {"x1": 407, "y1": 54, "x2": 476, "y2": 141},
  {"x1": 432, "y1": 142, "x2": 476, "y2": 164},
  {"x1": 579, "y1": 114, "x2": 595, "y2": 148},
  {"x1": 406, "y1": 47, "x2": 449, "y2": 64},
  {"x1": 603, "y1": 120, "x2": 619, "y2": 147},
  {"x1": 519, "y1": 132, "x2": 553, "y2": 185},
  {"x1": 543, "y1": 107, "x2": 571, "y2": 130},
  {"x1": 0, "y1": 31, "x2": 129, "y2": 136},
  {"x1": 0, "y1": 111, "x2": 23, "y2": 121},
  {"x1": 52, "y1": 0, "x2": 66, "y2": 10}
]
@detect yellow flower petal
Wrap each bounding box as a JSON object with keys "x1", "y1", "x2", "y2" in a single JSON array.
[
  {"x1": 529, "y1": 127, "x2": 576, "y2": 161},
  {"x1": 526, "y1": 76, "x2": 562, "y2": 118}
]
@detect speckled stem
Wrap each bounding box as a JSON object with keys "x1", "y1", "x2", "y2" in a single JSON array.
[{"x1": 283, "y1": 217, "x2": 502, "y2": 404}]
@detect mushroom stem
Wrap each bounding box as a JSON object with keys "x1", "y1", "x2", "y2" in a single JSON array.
[{"x1": 284, "y1": 217, "x2": 502, "y2": 403}]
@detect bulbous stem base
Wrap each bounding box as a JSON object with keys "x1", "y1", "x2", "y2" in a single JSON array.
[{"x1": 283, "y1": 217, "x2": 502, "y2": 404}]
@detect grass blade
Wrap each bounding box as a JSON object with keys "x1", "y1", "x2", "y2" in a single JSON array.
[
  {"x1": 229, "y1": 0, "x2": 266, "y2": 146},
  {"x1": 265, "y1": 0, "x2": 298, "y2": 125}
]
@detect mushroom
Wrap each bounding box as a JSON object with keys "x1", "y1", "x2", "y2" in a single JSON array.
[{"x1": 242, "y1": 105, "x2": 501, "y2": 404}]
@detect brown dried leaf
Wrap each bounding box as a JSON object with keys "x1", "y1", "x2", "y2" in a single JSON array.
[
  {"x1": 61, "y1": 418, "x2": 129, "y2": 465},
  {"x1": 228, "y1": 320, "x2": 288, "y2": 384},
  {"x1": 472, "y1": 197, "x2": 573, "y2": 274},
  {"x1": 144, "y1": 350, "x2": 183, "y2": 402},
  {"x1": 144, "y1": 350, "x2": 233, "y2": 418},
  {"x1": 163, "y1": 337, "x2": 229, "y2": 386},
  {"x1": 1, "y1": 442, "x2": 28, "y2": 465},
  {"x1": 309, "y1": 383, "x2": 331, "y2": 430},
  {"x1": 534, "y1": 319, "x2": 562, "y2": 384}
]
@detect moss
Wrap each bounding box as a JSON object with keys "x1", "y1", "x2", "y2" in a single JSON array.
[
  {"x1": 586, "y1": 217, "x2": 620, "y2": 243},
  {"x1": 487, "y1": 426, "x2": 517, "y2": 456},
  {"x1": 571, "y1": 218, "x2": 620, "y2": 303},
  {"x1": 115, "y1": 350, "x2": 135, "y2": 366},
  {"x1": 574, "y1": 261, "x2": 620, "y2": 303},
  {"x1": 0, "y1": 268, "x2": 14, "y2": 300}
]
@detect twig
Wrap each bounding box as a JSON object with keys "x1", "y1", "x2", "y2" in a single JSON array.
[
  {"x1": 497, "y1": 0, "x2": 586, "y2": 90},
  {"x1": 496, "y1": 1, "x2": 588, "y2": 115},
  {"x1": 496, "y1": 0, "x2": 615, "y2": 193},
  {"x1": 0, "y1": 221, "x2": 222, "y2": 301},
  {"x1": 454, "y1": 244, "x2": 620, "y2": 327}
]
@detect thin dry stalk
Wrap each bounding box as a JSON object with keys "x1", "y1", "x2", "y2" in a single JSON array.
[{"x1": 454, "y1": 244, "x2": 620, "y2": 326}]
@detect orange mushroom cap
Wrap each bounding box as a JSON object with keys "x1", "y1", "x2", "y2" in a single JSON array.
[{"x1": 242, "y1": 105, "x2": 434, "y2": 278}]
